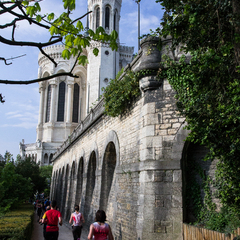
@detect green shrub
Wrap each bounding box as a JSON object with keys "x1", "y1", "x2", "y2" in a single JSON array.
[
  {"x1": 0, "y1": 204, "x2": 34, "y2": 240},
  {"x1": 102, "y1": 69, "x2": 140, "y2": 117}
]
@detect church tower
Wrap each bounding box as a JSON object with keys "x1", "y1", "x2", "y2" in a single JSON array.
[
  {"x1": 19, "y1": 0, "x2": 134, "y2": 165},
  {"x1": 86, "y1": 0, "x2": 122, "y2": 109}
]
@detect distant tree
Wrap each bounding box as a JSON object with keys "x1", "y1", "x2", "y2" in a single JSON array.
[
  {"x1": 155, "y1": 0, "x2": 240, "y2": 219},
  {"x1": 15, "y1": 156, "x2": 46, "y2": 194},
  {"x1": 0, "y1": 159, "x2": 32, "y2": 211},
  {"x1": 0, "y1": 0, "x2": 118, "y2": 102},
  {"x1": 40, "y1": 165, "x2": 53, "y2": 197}
]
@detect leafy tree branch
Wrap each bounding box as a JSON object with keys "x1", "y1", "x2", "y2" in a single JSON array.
[{"x1": 0, "y1": 0, "x2": 118, "y2": 102}]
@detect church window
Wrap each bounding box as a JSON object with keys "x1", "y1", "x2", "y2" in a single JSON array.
[
  {"x1": 49, "y1": 153, "x2": 53, "y2": 163},
  {"x1": 96, "y1": 7, "x2": 100, "y2": 29},
  {"x1": 105, "y1": 50, "x2": 109, "y2": 55},
  {"x1": 105, "y1": 6, "x2": 110, "y2": 29},
  {"x1": 72, "y1": 83, "x2": 80, "y2": 123},
  {"x1": 45, "y1": 85, "x2": 52, "y2": 122},
  {"x1": 57, "y1": 81, "x2": 66, "y2": 122},
  {"x1": 44, "y1": 153, "x2": 48, "y2": 164},
  {"x1": 114, "y1": 11, "x2": 117, "y2": 31}
]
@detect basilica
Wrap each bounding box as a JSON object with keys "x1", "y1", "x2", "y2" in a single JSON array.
[{"x1": 19, "y1": 0, "x2": 134, "y2": 163}]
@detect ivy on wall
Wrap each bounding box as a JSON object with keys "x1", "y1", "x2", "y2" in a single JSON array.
[
  {"x1": 102, "y1": 68, "x2": 161, "y2": 117},
  {"x1": 186, "y1": 157, "x2": 240, "y2": 233}
]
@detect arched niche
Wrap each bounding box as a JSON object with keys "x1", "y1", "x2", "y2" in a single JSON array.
[
  {"x1": 99, "y1": 142, "x2": 117, "y2": 212},
  {"x1": 67, "y1": 161, "x2": 76, "y2": 220},
  {"x1": 61, "y1": 165, "x2": 69, "y2": 217},
  {"x1": 75, "y1": 157, "x2": 84, "y2": 207},
  {"x1": 44, "y1": 153, "x2": 48, "y2": 164},
  {"x1": 84, "y1": 151, "x2": 97, "y2": 226}
]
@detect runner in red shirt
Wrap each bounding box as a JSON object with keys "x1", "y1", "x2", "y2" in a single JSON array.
[{"x1": 43, "y1": 200, "x2": 62, "y2": 240}]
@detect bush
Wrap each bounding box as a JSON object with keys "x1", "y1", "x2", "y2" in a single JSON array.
[{"x1": 0, "y1": 204, "x2": 34, "y2": 240}]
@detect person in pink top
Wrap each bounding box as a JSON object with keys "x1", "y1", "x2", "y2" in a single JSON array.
[
  {"x1": 69, "y1": 205, "x2": 85, "y2": 240},
  {"x1": 88, "y1": 210, "x2": 113, "y2": 240}
]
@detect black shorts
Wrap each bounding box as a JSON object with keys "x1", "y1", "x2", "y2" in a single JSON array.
[
  {"x1": 45, "y1": 231, "x2": 59, "y2": 240},
  {"x1": 72, "y1": 226, "x2": 82, "y2": 240}
]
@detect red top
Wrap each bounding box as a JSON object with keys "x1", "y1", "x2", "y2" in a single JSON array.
[
  {"x1": 93, "y1": 222, "x2": 110, "y2": 240},
  {"x1": 45, "y1": 209, "x2": 62, "y2": 232}
]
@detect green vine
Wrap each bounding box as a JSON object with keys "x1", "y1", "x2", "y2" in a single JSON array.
[
  {"x1": 102, "y1": 68, "x2": 163, "y2": 117},
  {"x1": 187, "y1": 160, "x2": 240, "y2": 233},
  {"x1": 102, "y1": 69, "x2": 140, "y2": 117}
]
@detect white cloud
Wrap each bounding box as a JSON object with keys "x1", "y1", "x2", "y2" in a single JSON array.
[{"x1": 2, "y1": 121, "x2": 37, "y2": 129}]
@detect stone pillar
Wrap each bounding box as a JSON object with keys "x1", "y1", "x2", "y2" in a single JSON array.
[
  {"x1": 38, "y1": 85, "x2": 45, "y2": 125},
  {"x1": 110, "y1": 9, "x2": 114, "y2": 32},
  {"x1": 49, "y1": 80, "x2": 57, "y2": 122},
  {"x1": 134, "y1": 37, "x2": 183, "y2": 240},
  {"x1": 100, "y1": 7, "x2": 103, "y2": 28},
  {"x1": 66, "y1": 78, "x2": 74, "y2": 123}
]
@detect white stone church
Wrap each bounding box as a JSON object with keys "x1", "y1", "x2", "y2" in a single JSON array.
[{"x1": 19, "y1": 0, "x2": 134, "y2": 165}]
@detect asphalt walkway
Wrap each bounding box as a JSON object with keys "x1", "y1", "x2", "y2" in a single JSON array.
[{"x1": 31, "y1": 212, "x2": 88, "y2": 240}]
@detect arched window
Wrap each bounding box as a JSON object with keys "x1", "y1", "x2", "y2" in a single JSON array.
[
  {"x1": 57, "y1": 81, "x2": 66, "y2": 122},
  {"x1": 72, "y1": 83, "x2": 80, "y2": 123},
  {"x1": 96, "y1": 7, "x2": 100, "y2": 29},
  {"x1": 44, "y1": 153, "x2": 48, "y2": 164},
  {"x1": 105, "y1": 6, "x2": 110, "y2": 29},
  {"x1": 114, "y1": 11, "x2": 117, "y2": 31},
  {"x1": 45, "y1": 85, "x2": 52, "y2": 122},
  {"x1": 49, "y1": 153, "x2": 53, "y2": 163}
]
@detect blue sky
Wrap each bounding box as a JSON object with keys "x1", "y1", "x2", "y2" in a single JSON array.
[{"x1": 0, "y1": 0, "x2": 163, "y2": 159}]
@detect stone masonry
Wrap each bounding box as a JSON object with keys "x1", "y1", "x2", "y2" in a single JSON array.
[{"x1": 50, "y1": 37, "x2": 216, "y2": 240}]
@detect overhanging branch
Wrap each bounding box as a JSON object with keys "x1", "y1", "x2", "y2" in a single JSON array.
[{"x1": 0, "y1": 72, "x2": 79, "y2": 85}]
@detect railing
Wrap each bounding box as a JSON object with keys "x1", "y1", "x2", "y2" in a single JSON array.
[{"x1": 183, "y1": 223, "x2": 240, "y2": 240}]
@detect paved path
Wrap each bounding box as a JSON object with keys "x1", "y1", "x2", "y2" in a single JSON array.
[{"x1": 31, "y1": 212, "x2": 88, "y2": 240}]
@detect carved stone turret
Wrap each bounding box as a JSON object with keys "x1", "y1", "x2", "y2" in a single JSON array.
[{"x1": 135, "y1": 36, "x2": 162, "y2": 92}]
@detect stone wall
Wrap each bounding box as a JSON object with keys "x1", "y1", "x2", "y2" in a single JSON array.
[{"x1": 50, "y1": 37, "x2": 217, "y2": 240}]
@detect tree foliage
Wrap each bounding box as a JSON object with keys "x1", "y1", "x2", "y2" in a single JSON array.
[
  {"x1": 102, "y1": 69, "x2": 141, "y2": 117},
  {"x1": 39, "y1": 165, "x2": 53, "y2": 197},
  {"x1": 0, "y1": 153, "x2": 50, "y2": 212},
  {"x1": 0, "y1": 0, "x2": 118, "y2": 102},
  {"x1": 15, "y1": 156, "x2": 46, "y2": 194},
  {"x1": 0, "y1": 153, "x2": 32, "y2": 212},
  {"x1": 155, "y1": 0, "x2": 240, "y2": 216}
]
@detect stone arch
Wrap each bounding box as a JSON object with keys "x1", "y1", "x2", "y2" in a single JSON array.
[
  {"x1": 55, "y1": 65, "x2": 69, "y2": 75},
  {"x1": 99, "y1": 141, "x2": 117, "y2": 212},
  {"x1": 113, "y1": 9, "x2": 119, "y2": 32},
  {"x1": 72, "y1": 69, "x2": 87, "y2": 121},
  {"x1": 171, "y1": 122, "x2": 190, "y2": 161},
  {"x1": 181, "y1": 141, "x2": 217, "y2": 223},
  {"x1": 67, "y1": 161, "x2": 76, "y2": 220},
  {"x1": 45, "y1": 83, "x2": 52, "y2": 123},
  {"x1": 50, "y1": 170, "x2": 56, "y2": 200},
  {"x1": 101, "y1": 130, "x2": 120, "y2": 167},
  {"x1": 52, "y1": 170, "x2": 58, "y2": 201},
  {"x1": 84, "y1": 151, "x2": 97, "y2": 227},
  {"x1": 49, "y1": 153, "x2": 53, "y2": 163},
  {"x1": 44, "y1": 153, "x2": 48, "y2": 164},
  {"x1": 61, "y1": 165, "x2": 69, "y2": 217},
  {"x1": 104, "y1": 4, "x2": 111, "y2": 30},
  {"x1": 57, "y1": 168, "x2": 63, "y2": 206},
  {"x1": 94, "y1": 5, "x2": 100, "y2": 30},
  {"x1": 57, "y1": 81, "x2": 66, "y2": 122},
  {"x1": 75, "y1": 156, "x2": 84, "y2": 208},
  {"x1": 89, "y1": 141, "x2": 99, "y2": 168}
]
